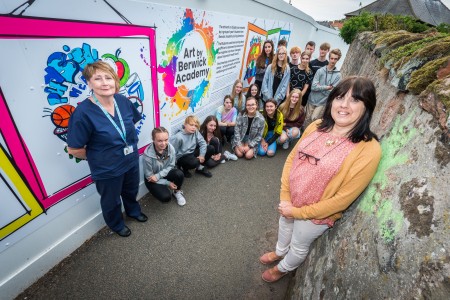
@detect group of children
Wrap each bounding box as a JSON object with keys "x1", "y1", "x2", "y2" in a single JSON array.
[{"x1": 143, "y1": 40, "x2": 342, "y2": 207}]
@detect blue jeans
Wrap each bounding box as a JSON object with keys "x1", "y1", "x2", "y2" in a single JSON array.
[{"x1": 257, "y1": 131, "x2": 277, "y2": 156}]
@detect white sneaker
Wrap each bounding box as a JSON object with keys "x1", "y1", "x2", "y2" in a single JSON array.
[
  {"x1": 220, "y1": 159, "x2": 226, "y2": 164},
  {"x1": 224, "y1": 150, "x2": 238, "y2": 161},
  {"x1": 282, "y1": 141, "x2": 289, "y2": 150},
  {"x1": 173, "y1": 190, "x2": 186, "y2": 206}
]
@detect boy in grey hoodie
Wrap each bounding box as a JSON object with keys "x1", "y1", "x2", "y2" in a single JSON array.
[
  {"x1": 304, "y1": 49, "x2": 342, "y2": 128},
  {"x1": 170, "y1": 115, "x2": 214, "y2": 178}
]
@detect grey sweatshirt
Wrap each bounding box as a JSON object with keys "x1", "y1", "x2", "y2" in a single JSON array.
[
  {"x1": 142, "y1": 143, "x2": 176, "y2": 186},
  {"x1": 169, "y1": 127, "x2": 207, "y2": 159},
  {"x1": 308, "y1": 66, "x2": 341, "y2": 106}
]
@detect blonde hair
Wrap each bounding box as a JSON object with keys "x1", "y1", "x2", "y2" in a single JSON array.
[
  {"x1": 300, "y1": 51, "x2": 312, "y2": 74},
  {"x1": 184, "y1": 115, "x2": 200, "y2": 129},
  {"x1": 271, "y1": 46, "x2": 288, "y2": 74},
  {"x1": 82, "y1": 61, "x2": 120, "y2": 93},
  {"x1": 279, "y1": 89, "x2": 303, "y2": 122},
  {"x1": 230, "y1": 79, "x2": 244, "y2": 110}
]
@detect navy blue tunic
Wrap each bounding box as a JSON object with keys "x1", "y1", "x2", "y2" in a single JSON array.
[{"x1": 67, "y1": 94, "x2": 142, "y2": 180}]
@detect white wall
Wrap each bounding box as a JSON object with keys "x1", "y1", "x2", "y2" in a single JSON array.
[{"x1": 0, "y1": 0, "x2": 347, "y2": 298}]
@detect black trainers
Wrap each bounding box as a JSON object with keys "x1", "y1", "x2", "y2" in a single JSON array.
[{"x1": 195, "y1": 168, "x2": 212, "y2": 178}]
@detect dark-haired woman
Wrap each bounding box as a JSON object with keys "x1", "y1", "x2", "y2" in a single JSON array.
[
  {"x1": 257, "y1": 99, "x2": 284, "y2": 157},
  {"x1": 255, "y1": 40, "x2": 275, "y2": 95},
  {"x1": 232, "y1": 97, "x2": 265, "y2": 160},
  {"x1": 260, "y1": 76, "x2": 382, "y2": 283},
  {"x1": 200, "y1": 116, "x2": 237, "y2": 168},
  {"x1": 245, "y1": 83, "x2": 262, "y2": 110}
]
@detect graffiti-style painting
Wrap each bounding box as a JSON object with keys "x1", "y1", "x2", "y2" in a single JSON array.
[
  {"x1": 0, "y1": 16, "x2": 158, "y2": 243},
  {"x1": 240, "y1": 23, "x2": 267, "y2": 89}
]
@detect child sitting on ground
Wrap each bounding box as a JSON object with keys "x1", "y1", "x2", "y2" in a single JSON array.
[
  {"x1": 143, "y1": 127, "x2": 186, "y2": 206},
  {"x1": 170, "y1": 115, "x2": 214, "y2": 178},
  {"x1": 200, "y1": 115, "x2": 238, "y2": 168}
]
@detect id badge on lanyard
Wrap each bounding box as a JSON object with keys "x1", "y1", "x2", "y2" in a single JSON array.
[{"x1": 124, "y1": 145, "x2": 134, "y2": 155}]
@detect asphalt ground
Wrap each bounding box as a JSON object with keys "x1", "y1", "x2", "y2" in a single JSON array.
[{"x1": 16, "y1": 144, "x2": 294, "y2": 300}]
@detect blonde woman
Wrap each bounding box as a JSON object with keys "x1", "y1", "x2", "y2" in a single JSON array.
[
  {"x1": 231, "y1": 79, "x2": 246, "y2": 111},
  {"x1": 261, "y1": 46, "x2": 290, "y2": 106},
  {"x1": 278, "y1": 89, "x2": 305, "y2": 149},
  {"x1": 288, "y1": 50, "x2": 314, "y2": 97}
]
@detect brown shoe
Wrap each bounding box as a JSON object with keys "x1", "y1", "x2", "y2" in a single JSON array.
[
  {"x1": 262, "y1": 265, "x2": 288, "y2": 283},
  {"x1": 259, "y1": 251, "x2": 283, "y2": 265}
]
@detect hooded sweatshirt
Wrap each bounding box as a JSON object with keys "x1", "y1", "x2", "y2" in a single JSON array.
[
  {"x1": 308, "y1": 65, "x2": 341, "y2": 106},
  {"x1": 169, "y1": 126, "x2": 207, "y2": 160},
  {"x1": 142, "y1": 143, "x2": 176, "y2": 186}
]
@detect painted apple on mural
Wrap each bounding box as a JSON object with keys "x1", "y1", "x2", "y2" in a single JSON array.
[{"x1": 102, "y1": 49, "x2": 130, "y2": 87}]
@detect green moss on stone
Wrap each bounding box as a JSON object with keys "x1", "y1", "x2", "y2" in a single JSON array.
[
  {"x1": 408, "y1": 56, "x2": 450, "y2": 94},
  {"x1": 380, "y1": 34, "x2": 447, "y2": 66},
  {"x1": 374, "y1": 31, "x2": 414, "y2": 46}
]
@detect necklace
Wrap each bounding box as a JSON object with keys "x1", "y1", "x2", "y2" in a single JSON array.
[{"x1": 325, "y1": 139, "x2": 336, "y2": 147}]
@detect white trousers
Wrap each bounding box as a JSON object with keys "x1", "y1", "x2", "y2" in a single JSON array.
[{"x1": 275, "y1": 217, "x2": 329, "y2": 273}]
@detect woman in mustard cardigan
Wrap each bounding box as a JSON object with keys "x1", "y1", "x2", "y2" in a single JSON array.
[{"x1": 259, "y1": 76, "x2": 382, "y2": 282}]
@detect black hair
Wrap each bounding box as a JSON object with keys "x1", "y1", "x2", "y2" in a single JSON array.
[{"x1": 318, "y1": 76, "x2": 379, "y2": 143}]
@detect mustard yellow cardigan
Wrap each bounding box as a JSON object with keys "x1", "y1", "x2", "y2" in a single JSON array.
[{"x1": 280, "y1": 120, "x2": 381, "y2": 222}]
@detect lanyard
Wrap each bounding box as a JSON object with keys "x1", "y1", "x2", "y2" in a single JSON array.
[{"x1": 92, "y1": 94, "x2": 127, "y2": 145}]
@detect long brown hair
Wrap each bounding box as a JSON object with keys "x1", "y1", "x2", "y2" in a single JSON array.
[
  {"x1": 271, "y1": 46, "x2": 288, "y2": 74},
  {"x1": 200, "y1": 115, "x2": 221, "y2": 140},
  {"x1": 256, "y1": 40, "x2": 275, "y2": 69},
  {"x1": 279, "y1": 89, "x2": 303, "y2": 121}
]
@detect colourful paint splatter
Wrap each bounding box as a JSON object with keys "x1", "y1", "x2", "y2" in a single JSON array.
[{"x1": 157, "y1": 9, "x2": 218, "y2": 115}]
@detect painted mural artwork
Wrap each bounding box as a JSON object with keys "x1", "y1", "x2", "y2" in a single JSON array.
[
  {"x1": 0, "y1": 16, "x2": 158, "y2": 244},
  {"x1": 0, "y1": 5, "x2": 292, "y2": 252},
  {"x1": 157, "y1": 8, "x2": 218, "y2": 118},
  {"x1": 44, "y1": 44, "x2": 145, "y2": 147},
  {"x1": 240, "y1": 23, "x2": 269, "y2": 89}
]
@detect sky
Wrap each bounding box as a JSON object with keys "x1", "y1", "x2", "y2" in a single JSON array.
[{"x1": 287, "y1": 0, "x2": 450, "y2": 21}]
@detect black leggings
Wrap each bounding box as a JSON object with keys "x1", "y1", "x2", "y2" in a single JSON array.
[
  {"x1": 205, "y1": 137, "x2": 225, "y2": 168},
  {"x1": 219, "y1": 126, "x2": 235, "y2": 143},
  {"x1": 144, "y1": 168, "x2": 184, "y2": 202},
  {"x1": 176, "y1": 145, "x2": 215, "y2": 171}
]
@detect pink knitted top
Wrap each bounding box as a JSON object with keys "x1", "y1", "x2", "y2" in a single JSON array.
[{"x1": 289, "y1": 131, "x2": 356, "y2": 226}]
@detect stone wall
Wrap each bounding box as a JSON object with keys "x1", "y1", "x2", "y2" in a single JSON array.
[{"x1": 287, "y1": 32, "x2": 450, "y2": 299}]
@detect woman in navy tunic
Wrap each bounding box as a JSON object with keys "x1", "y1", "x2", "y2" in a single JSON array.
[{"x1": 67, "y1": 61, "x2": 147, "y2": 237}]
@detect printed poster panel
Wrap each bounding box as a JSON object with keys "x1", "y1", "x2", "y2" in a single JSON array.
[{"x1": 156, "y1": 5, "x2": 292, "y2": 129}]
